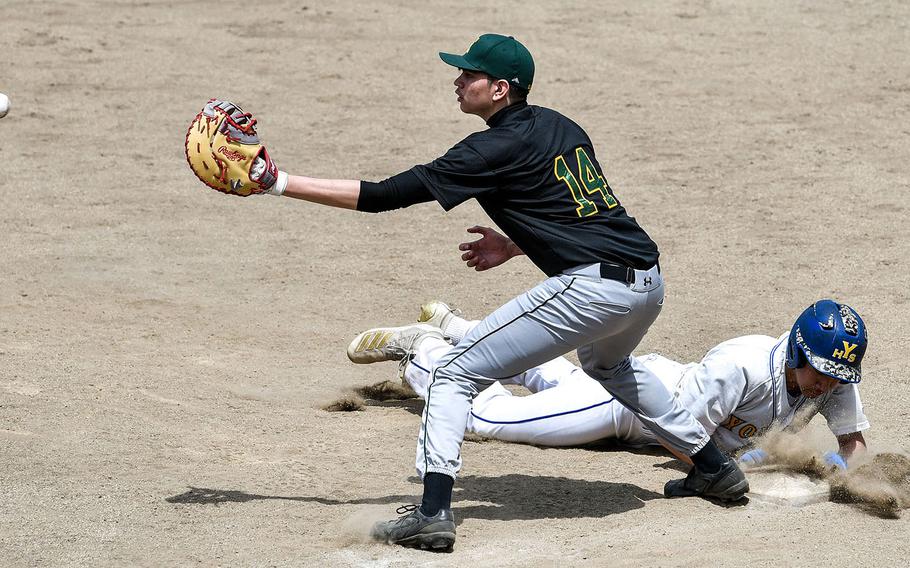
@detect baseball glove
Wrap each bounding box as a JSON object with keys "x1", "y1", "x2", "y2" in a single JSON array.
[{"x1": 185, "y1": 99, "x2": 279, "y2": 196}]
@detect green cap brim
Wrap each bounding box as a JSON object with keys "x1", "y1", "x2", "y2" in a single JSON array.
[{"x1": 439, "y1": 52, "x2": 482, "y2": 72}]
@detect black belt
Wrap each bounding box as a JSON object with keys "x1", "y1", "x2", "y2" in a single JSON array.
[
  {"x1": 599, "y1": 263, "x2": 636, "y2": 284},
  {"x1": 599, "y1": 261, "x2": 660, "y2": 285}
]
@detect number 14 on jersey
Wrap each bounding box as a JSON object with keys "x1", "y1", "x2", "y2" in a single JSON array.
[{"x1": 554, "y1": 147, "x2": 619, "y2": 217}]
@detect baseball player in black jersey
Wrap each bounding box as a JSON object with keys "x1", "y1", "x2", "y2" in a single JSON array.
[{"x1": 240, "y1": 33, "x2": 748, "y2": 550}]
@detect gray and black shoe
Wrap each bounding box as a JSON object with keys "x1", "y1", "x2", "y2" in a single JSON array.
[
  {"x1": 371, "y1": 505, "x2": 456, "y2": 551},
  {"x1": 664, "y1": 459, "x2": 749, "y2": 502}
]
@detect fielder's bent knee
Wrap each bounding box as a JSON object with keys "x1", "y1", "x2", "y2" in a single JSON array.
[
  {"x1": 430, "y1": 360, "x2": 490, "y2": 397},
  {"x1": 430, "y1": 363, "x2": 466, "y2": 386},
  {"x1": 583, "y1": 357, "x2": 631, "y2": 382}
]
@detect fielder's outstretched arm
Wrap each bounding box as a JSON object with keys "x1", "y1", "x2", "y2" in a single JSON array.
[
  {"x1": 281, "y1": 175, "x2": 362, "y2": 209},
  {"x1": 277, "y1": 170, "x2": 435, "y2": 212},
  {"x1": 279, "y1": 176, "x2": 530, "y2": 273}
]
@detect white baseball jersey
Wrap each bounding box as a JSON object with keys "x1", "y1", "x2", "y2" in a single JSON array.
[
  {"x1": 404, "y1": 333, "x2": 869, "y2": 459},
  {"x1": 665, "y1": 333, "x2": 868, "y2": 453}
]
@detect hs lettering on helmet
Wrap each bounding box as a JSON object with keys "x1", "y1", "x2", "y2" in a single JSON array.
[{"x1": 832, "y1": 341, "x2": 859, "y2": 362}]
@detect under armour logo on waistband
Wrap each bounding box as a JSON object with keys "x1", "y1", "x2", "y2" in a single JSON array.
[{"x1": 643, "y1": 277, "x2": 652, "y2": 286}]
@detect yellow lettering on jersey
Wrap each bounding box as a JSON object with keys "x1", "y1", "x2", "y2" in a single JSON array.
[
  {"x1": 721, "y1": 415, "x2": 759, "y2": 438},
  {"x1": 720, "y1": 415, "x2": 744, "y2": 431},
  {"x1": 738, "y1": 424, "x2": 758, "y2": 438}
]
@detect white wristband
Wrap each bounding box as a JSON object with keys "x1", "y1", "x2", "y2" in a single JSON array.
[{"x1": 269, "y1": 171, "x2": 288, "y2": 196}]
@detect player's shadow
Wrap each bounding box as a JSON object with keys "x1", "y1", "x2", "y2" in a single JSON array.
[
  {"x1": 457, "y1": 473, "x2": 663, "y2": 521},
  {"x1": 649, "y1": 458, "x2": 691, "y2": 473},
  {"x1": 165, "y1": 473, "x2": 662, "y2": 521},
  {"x1": 476, "y1": 437, "x2": 691, "y2": 474}
]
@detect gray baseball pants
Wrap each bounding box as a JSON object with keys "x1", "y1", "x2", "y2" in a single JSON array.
[{"x1": 416, "y1": 262, "x2": 711, "y2": 479}]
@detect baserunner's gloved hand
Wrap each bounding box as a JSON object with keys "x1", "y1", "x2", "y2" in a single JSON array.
[
  {"x1": 823, "y1": 450, "x2": 848, "y2": 471},
  {"x1": 737, "y1": 448, "x2": 768, "y2": 467}
]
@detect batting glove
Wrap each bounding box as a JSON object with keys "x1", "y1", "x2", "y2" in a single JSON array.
[
  {"x1": 738, "y1": 448, "x2": 769, "y2": 467},
  {"x1": 823, "y1": 451, "x2": 848, "y2": 471},
  {"x1": 250, "y1": 156, "x2": 288, "y2": 196}
]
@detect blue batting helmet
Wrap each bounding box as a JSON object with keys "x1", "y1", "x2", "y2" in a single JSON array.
[{"x1": 786, "y1": 299, "x2": 867, "y2": 383}]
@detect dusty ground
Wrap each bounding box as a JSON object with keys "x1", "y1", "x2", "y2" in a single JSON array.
[{"x1": 2, "y1": 0, "x2": 909, "y2": 566}]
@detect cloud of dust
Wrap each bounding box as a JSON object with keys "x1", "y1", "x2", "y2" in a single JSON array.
[
  {"x1": 829, "y1": 453, "x2": 910, "y2": 518},
  {"x1": 742, "y1": 413, "x2": 910, "y2": 518},
  {"x1": 749, "y1": 426, "x2": 832, "y2": 478},
  {"x1": 321, "y1": 381, "x2": 417, "y2": 412},
  {"x1": 321, "y1": 392, "x2": 366, "y2": 412},
  {"x1": 321, "y1": 380, "x2": 418, "y2": 412},
  {"x1": 355, "y1": 380, "x2": 418, "y2": 401},
  {"x1": 334, "y1": 508, "x2": 391, "y2": 546}
]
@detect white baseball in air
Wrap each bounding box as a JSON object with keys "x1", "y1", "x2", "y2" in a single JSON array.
[{"x1": 0, "y1": 93, "x2": 9, "y2": 118}]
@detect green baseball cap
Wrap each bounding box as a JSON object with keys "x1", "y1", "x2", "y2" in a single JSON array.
[{"x1": 439, "y1": 34, "x2": 535, "y2": 91}]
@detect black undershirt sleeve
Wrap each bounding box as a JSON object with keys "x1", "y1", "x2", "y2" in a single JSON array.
[{"x1": 357, "y1": 169, "x2": 434, "y2": 213}]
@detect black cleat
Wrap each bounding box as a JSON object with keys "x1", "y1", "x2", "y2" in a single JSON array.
[
  {"x1": 664, "y1": 459, "x2": 749, "y2": 502},
  {"x1": 371, "y1": 505, "x2": 456, "y2": 551}
]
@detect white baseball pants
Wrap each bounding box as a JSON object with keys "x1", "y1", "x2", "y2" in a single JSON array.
[{"x1": 407, "y1": 339, "x2": 694, "y2": 454}]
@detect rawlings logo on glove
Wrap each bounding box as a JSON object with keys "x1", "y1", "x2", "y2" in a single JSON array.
[
  {"x1": 217, "y1": 146, "x2": 247, "y2": 162},
  {"x1": 185, "y1": 99, "x2": 279, "y2": 197}
]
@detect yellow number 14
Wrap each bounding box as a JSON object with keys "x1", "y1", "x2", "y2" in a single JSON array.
[{"x1": 554, "y1": 147, "x2": 619, "y2": 217}]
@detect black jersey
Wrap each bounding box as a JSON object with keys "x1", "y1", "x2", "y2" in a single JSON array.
[{"x1": 411, "y1": 102, "x2": 659, "y2": 277}]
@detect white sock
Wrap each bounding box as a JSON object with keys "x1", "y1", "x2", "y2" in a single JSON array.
[{"x1": 446, "y1": 318, "x2": 479, "y2": 345}]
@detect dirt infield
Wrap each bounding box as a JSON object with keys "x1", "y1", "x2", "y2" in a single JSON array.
[{"x1": 2, "y1": 1, "x2": 909, "y2": 566}]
